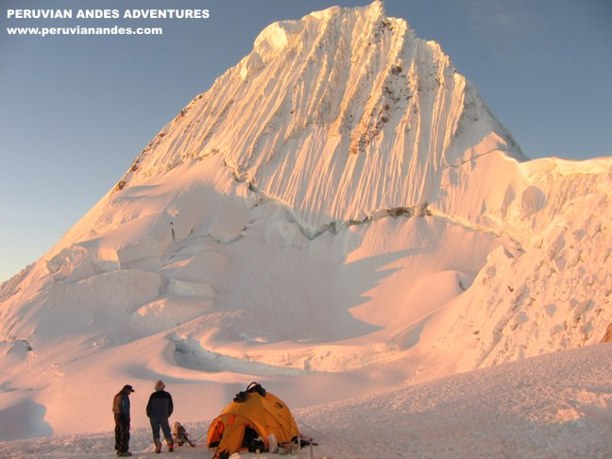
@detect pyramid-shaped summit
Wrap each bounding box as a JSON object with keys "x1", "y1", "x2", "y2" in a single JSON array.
[{"x1": 118, "y1": 0, "x2": 524, "y2": 232}]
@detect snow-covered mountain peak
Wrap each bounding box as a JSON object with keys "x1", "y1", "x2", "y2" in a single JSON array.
[
  {"x1": 251, "y1": 1, "x2": 385, "y2": 65},
  {"x1": 118, "y1": 0, "x2": 524, "y2": 232},
  {"x1": 308, "y1": 0, "x2": 384, "y2": 22}
]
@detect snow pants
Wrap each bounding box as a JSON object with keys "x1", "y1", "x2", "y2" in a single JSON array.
[
  {"x1": 149, "y1": 417, "x2": 173, "y2": 444},
  {"x1": 114, "y1": 414, "x2": 131, "y2": 453}
]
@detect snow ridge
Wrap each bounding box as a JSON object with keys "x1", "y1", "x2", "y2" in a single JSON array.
[{"x1": 429, "y1": 156, "x2": 612, "y2": 371}]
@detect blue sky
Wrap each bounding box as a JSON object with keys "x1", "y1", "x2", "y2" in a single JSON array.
[{"x1": 1, "y1": 0, "x2": 611, "y2": 283}]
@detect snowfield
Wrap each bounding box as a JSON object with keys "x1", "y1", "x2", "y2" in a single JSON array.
[
  {"x1": 1, "y1": 344, "x2": 611, "y2": 458},
  {"x1": 1, "y1": 2, "x2": 611, "y2": 458}
]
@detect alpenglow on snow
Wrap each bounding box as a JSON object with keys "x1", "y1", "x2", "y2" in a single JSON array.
[
  {"x1": 1, "y1": 2, "x2": 610, "y2": 443},
  {"x1": 116, "y1": 0, "x2": 525, "y2": 233}
]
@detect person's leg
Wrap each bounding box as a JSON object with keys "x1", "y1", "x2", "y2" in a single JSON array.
[
  {"x1": 119, "y1": 416, "x2": 131, "y2": 453},
  {"x1": 160, "y1": 418, "x2": 174, "y2": 450},
  {"x1": 150, "y1": 418, "x2": 163, "y2": 452},
  {"x1": 114, "y1": 414, "x2": 121, "y2": 451},
  {"x1": 150, "y1": 418, "x2": 160, "y2": 442}
]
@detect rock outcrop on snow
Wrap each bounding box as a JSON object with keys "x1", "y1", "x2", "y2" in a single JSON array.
[{"x1": 602, "y1": 323, "x2": 612, "y2": 343}]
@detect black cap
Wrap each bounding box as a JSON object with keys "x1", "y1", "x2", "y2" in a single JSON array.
[{"x1": 122, "y1": 384, "x2": 135, "y2": 393}]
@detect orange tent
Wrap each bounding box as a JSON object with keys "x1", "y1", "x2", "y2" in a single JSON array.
[{"x1": 207, "y1": 382, "x2": 300, "y2": 458}]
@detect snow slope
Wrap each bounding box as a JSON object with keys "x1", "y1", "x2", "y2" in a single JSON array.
[
  {"x1": 1, "y1": 343, "x2": 610, "y2": 458},
  {"x1": 0, "y1": 2, "x2": 610, "y2": 454}
]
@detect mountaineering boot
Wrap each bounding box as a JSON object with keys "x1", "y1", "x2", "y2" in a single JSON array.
[
  {"x1": 168, "y1": 441, "x2": 174, "y2": 452},
  {"x1": 154, "y1": 438, "x2": 162, "y2": 454}
]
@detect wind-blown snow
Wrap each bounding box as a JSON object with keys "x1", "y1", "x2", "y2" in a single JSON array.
[{"x1": 1, "y1": 1, "x2": 610, "y2": 456}]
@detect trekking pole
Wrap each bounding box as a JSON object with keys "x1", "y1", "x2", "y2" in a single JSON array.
[{"x1": 298, "y1": 420, "x2": 323, "y2": 436}]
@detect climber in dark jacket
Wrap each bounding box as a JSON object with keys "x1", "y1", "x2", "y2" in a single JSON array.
[
  {"x1": 112, "y1": 384, "x2": 135, "y2": 457},
  {"x1": 146, "y1": 380, "x2": 175, "y2": 453}
]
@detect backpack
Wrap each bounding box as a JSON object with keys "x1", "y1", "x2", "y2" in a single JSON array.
[{"x1": 171, "y1": 421, "x2": 195, "y2": 447}]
